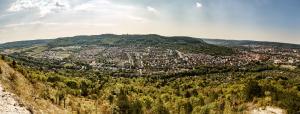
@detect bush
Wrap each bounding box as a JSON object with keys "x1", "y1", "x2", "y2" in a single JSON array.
[
  {"x1": 130, "y1": 99, "x2": 143, "y2": 114},
  {"x1": 183, "y1": 101, "x2": 193, "y2": 114},
  {"x1": 152, "y1": 100, "x2": 170, "y2": 114},
  {"x1": 47, "y1": 75, "x2": 62, "y2": 82},
  {"x1": 12, "y1": 60, "x2": 17, "y2": 68},
  {"x1": 80, "y1": 80, "x2": 90, "y2": 96},
  {"x1": 66, "y1": 80, "x2": 79, "y2": 89},
  {"x1": 1, "y1": 55, "x2": 5, "y2": 60},
  {"x1": 116, "y1": 89, "x2": 130, "y2": 114},
  {"x1": 107, "y1": 95, "x2": 114, "y2": 104},
  {"x1": 197, "y1": 105, "x2": 210, "y2": 114},
  {"x1": 244, "y1": 80, "x2": 263, "y2": 101},
  {"x1": 9, "y1": 72, "x2": 18, "y2": 82},
  {"x1": 272, "y1": 90, "x2": 300, "y2": 114}
]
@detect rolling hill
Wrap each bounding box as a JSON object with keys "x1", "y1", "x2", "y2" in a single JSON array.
[
  {"x1": 203, "y1": 39, "x2": 300, "y2": 49},
  {"x1": 0, "y1": 34, "x2": 234, "y2": 55}
]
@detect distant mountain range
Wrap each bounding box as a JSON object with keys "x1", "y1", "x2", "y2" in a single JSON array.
[
  {"x1": 203, "y1": 39, "x2": 300, "y2": 49},
  {"x1": 1, "y1": 34, "x2": 300, "y2": 55}
]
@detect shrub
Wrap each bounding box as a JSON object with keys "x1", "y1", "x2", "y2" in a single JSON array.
[
  {"x1": 130, "y1": 99, "x2": 143, "y2": 114},
  {"x1": 54, "y1": 90, "x2": 66, "y2": 106},
  {"x1": 47, "y1": 75, "x2": 62, "y2": 82},
  {"x1": 1, "y1": 55, "x2": 5, "y2": 60},
  {"x1": 244, "y1": 80, "x2": 263, "y2": 101},
  {"x1": 116, "y1": 89, "x2": 130, "y2": 114},
  {"x1": 12, "y1": 60, "x2": 17, "y2": 68},
  {"x1": 141, "y1": 96, "x2": 153, "y2": 110},
  {"x1": 66, "y1": 80, "x2": 79, "y2": 89},
  {"x1": 152, "y1": 99, "x2": 170, "y2": 114},
  {"x1": 80, "y1": 81, "x2": 90, "y2": 96},
  {"x1": 9, "y1": 72, "x2": 18, "y2": 82},
  {"x1": 107, "y1": 94, "x2": 114, "y2": 104},
  {"x1": 183, "y1": 101, "x2": 193, "y2": 114},
  {"x1": 192, "y1": 105, "x2": 210, "y2": 114}
]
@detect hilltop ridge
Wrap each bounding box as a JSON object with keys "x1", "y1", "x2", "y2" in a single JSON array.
[{"x1": 0, "y1": 34, "x2": 233, "y2": 56}]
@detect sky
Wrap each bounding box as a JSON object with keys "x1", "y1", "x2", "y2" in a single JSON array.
[{"x1": 0, "y1": 0, "x2": 299, "y2": 44}]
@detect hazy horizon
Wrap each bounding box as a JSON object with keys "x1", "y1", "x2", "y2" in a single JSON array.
[
  {"x1": 2, "y1": 33, "x2": 300, "y2": 46},
  {"x1": 0, "y1": 0, "x2": 299, "y2": 44}
]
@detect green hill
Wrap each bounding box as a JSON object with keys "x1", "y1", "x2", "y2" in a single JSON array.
[
  {"x1": 1, "y1": 34, "x2": 234, "y2": 55},
  {"x1": 0, "y1": 40, "x2": 51, "y2": 50},
  {"x1": 203, "y1": 39, "x2": 300, "y2": 49}
]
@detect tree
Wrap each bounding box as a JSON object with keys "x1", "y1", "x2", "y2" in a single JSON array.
[
  {"x1": 244, "y1": 80, "x2": 263, "y2": 101},
  {"x1": 183, "y1": 101, "x2": 193, "y2": 114},
  {"x1": 117, "y1": 89, "x2": 130, "y2": 114},
  {"x1": 66, "y1": 80, "x2": 79, "y2": 89},
  {"x1": 12, "y1": 60, "x2": 17, "y2": 68},
  {"x1": 107, "y1": 94, "x2": 114, "y2": 104},
  {"x1": 185, "y1": 91, "x2": 192, "y2": 98},
  {"x1": 1, "y1": 55, "x2": 4, "y2": 60},
  {"x1": 56, "y1": 91, "x2": 66, "y2": 106},
  {"x1": 130, "y1": 99, "x2": 143, "y2": 114},
  {"x1": 153, "y1": 99, "x2": 170, "y2": 114},
  {"x1": 47, "y1": 75, "x2": 62, "y2": 82},
  {"x1": 80, "y1": 80, "x2": 89, "y2": 96}
]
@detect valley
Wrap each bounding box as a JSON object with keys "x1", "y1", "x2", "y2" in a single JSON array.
[{"x1": 0, "y1": 34, "x2": 299, "y2": 114}]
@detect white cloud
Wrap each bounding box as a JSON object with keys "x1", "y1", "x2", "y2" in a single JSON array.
[
  {"x1": 1, "y1": 21, "x2": 116, "y2": 28},
  {"x1": 147, "y1": 6, "x2": 159, "y2": 14},
  {"x1": 7, "y1": 0, "x2": 149, "y2": 22},
  {"x1": 71, "y1": 0, "x2": 146, "y2": 22},
  {"x1": 127, "y1": 16, "x2": 147, "y2": 23},
  {"x1": 73, "y1": 0, "x2": 137, "y2": 14},
  {"x1": 196, "y1": 2, "x2": 202, "y2": 8},
  {"x1": 73, "y1": 0, "x2": 111, "y2": 12},
  {"x1": 8, "y1": 0, "x2": 70, "y2": 17},
  {"x1": 2, "y1": 21, "x2": 46, "y2": 28}
]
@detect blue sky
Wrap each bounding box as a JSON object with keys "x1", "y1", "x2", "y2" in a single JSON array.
[{"x1": 0, "y1": 0, "x2": 299, "y2": 43}]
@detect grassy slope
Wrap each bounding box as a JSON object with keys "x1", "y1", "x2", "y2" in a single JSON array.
[{"x1": 0, "y1": 60, "x2": 68, "y2": 114}]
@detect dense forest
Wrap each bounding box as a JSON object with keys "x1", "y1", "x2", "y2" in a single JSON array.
[{"x1": 1, "y1": 55, "x2": 300, "y2": 114}]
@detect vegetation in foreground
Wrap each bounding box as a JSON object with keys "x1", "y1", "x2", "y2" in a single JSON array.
[{"x1": 1, "y1": 55, "x2": 300, "y2": 114}]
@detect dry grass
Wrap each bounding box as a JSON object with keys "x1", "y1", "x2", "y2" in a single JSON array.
[
  {"x1": 0, "y1": 60, "x2": 68, "y2": 114},
  {"x1": 0, "y1": 60, "x2": 115, "y2": 114}
]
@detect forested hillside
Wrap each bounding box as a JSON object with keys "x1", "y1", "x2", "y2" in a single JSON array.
[
  {"x1": 1, "y1": 55, "x2": 300, "y2": 113},
  {"x1": 0, "y1": 34, "x2": 234, "y2": 56}
]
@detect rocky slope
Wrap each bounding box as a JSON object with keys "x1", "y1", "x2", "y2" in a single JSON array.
[
  {"x1": 0, "y1": 85, "x2": 30, "y2": 114},
  {"x1": 0, "y1": 60, "x2": 67, "y2": 114},
  {"x1": 250, "y1": 106, "x2": 286, "y2": 114}
]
